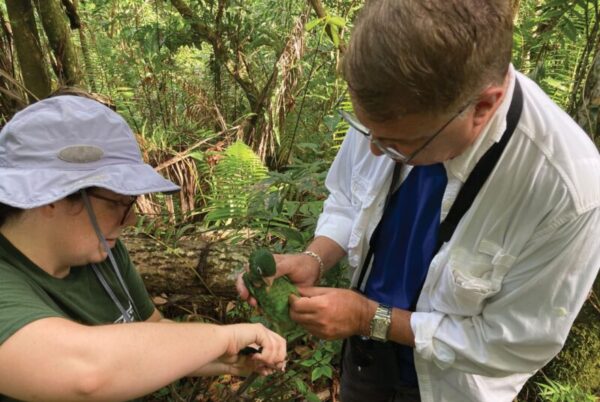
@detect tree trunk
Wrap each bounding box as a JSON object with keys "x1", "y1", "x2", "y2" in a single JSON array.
[
  {"x1": 35, "y1": 0, "x2": 81, "y2": 86},
  {"x1": 211, "y1": 0, "x2": 225, "y2": 122},
  {"x1": 77, "y1": 25, "x2": 96, "y2": 92},
  {"x1": 0, "y1": 8, "x2": 27, "y2": 120},
  {"x1": 169, "y1": 0, "x2": 261, "y2": 127},
  {"x1": 575, "y1": 40, "x2": 600, "y2": 147},
  {"x1": 5, "y1": 0, "x2": 51, "y2": 101},
  {"x1": 511, "y1": 0, "x2": 521, "y2": 20},
  {"x1": 72, "y1": 0, "x2": 97, "y2": 92},
  {"x1": 123, "y1": 234, "x2": 251, "y2": 319}
]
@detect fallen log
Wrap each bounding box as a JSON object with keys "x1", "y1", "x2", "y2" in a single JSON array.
[{"x1": 123, "y1": 234, "x2": 251, "y2": 320}]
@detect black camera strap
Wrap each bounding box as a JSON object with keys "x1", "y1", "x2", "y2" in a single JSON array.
[
  {"x1": 435, "y1": 79, "x2": 523, "y2": 253},
  {"x1": 355, "y1": 79, "x2": 523, "y2": 291}
]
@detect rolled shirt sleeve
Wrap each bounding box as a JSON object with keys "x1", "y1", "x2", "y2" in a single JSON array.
[
  {"x1": 412, "y1": 206, "x2": 600, "y2": 377},
  {"x1": 315, "y1": 129, "x2": 360, "y2": 251}
]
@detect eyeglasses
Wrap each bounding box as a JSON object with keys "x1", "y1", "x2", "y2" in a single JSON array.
[
  {"x1": 87, "y1": 192, "x2": 138, "y2": 225},
  {"x1": 338, "y1": 105, "x2": 469, "y2": 163}
]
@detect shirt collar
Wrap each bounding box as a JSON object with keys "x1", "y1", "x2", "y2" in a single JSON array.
[{"x1": 444, "y1": 65, "x2": 517, "y2": 182}]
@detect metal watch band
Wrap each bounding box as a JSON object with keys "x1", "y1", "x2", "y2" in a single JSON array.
[{"x1": 369, "y1": 303, "x2": 392, "y2": 342}]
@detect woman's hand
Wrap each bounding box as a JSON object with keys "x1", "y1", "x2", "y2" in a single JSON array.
[{"x1": 223, "y1": 323, "x2": 287, "y2": 375}]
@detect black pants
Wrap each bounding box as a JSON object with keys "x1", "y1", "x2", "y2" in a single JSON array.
[{"x1": 339, "y1": 336, "x2": 421, "y2": 402}]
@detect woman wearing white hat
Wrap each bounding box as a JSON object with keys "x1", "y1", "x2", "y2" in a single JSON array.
[{"x1": 0, "y1": 95, "x2": 287, "y2": 401}]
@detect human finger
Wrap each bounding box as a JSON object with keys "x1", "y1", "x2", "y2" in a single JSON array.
[
  {"x1": 264, "y1": 330, "x2": 287, "y2": 368},
  {"x1": 251, "y1": 328, "x2": 287, "y2": 369},
  {"x1": 235, "y1": 274, "x2": 258, "y2": 307},
  {"x1": 297, "y1": 286, "x2": 331, "y2": 297},
  {"x1": 258, "y1": 330, "x2": 287, "y2": 369},
  {"x1": 288, "y1": 293, "x2": 324, "y2": 315}
]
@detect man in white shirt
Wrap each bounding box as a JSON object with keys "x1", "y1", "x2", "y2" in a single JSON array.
[{"x1": 238, "y1": 1, "x2": 600, "y2": 401}]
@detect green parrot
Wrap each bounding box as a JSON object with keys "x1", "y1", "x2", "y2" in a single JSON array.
[{"x1": 242, "y1": 248, "x2": 303, "y2": 339}]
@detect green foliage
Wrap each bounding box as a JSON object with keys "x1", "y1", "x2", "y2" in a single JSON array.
[
  {"x1": 538, "y1": 316, "x2": 600, "y2": 391},
  {"x1": 253, "y1": 157, "x2": 330, "y2": 248},
  {"x1": 226, "y1": 337, "x2": 341, "y2": 401},
  {"x1": 536, "y1": 377, "x2": 597, "y2": 402},
  {"x1": 203, "y1": 140, "x2": 269, "y2": 226},
  {"x1": 4, "y1": 0, "x2": 600, "y2": 400},
  {"x1": 133, "y1": 214, "x2": 196, "y2": 248},
  {"x1": 514, "y1": 0, "x2": 600, "y2": 112},
  {"x1": 199, "y1": 139, "x2": 331, "y2": 249},
  {"x1": 299, "y1": 341, "x2": 339, "y2": 383},
  {"x1": 331, "y1": 95, "x2": 352, "y2": 150},
  {"x1": 305, "y1": 14, "x2": 346, "y2": 47}
]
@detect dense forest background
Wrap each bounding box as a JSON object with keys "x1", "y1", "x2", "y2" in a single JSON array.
[{"x1": 0, "y1": 0, "x2": 599, "y2": 401}]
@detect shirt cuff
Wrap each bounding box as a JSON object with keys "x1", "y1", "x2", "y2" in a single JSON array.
[
  {"x1": 411, "y1": 311, "x2": 456, "y2": 370},
  {"x1": 315, "y1": 213, "x2": 353, "y2": 252}
]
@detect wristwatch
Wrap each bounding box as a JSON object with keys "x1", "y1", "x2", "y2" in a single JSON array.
[{"x1": 369, "y1": 303, "x2": 392, "y2": 342}]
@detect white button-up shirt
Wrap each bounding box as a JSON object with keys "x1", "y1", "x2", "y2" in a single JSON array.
[{"x1": 315, "y1": 67, "x2": 600, "y2": 402}]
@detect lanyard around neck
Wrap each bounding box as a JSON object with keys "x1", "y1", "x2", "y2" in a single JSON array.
[{"x1": 81, "y1": 191, "x2": 139, "y2": 322}]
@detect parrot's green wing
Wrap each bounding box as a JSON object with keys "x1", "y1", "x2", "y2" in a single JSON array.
[
  {"x1": 245, "y1": 249, "x2": 304, "y2": 340},
  {"x1": 260, "y1": 275, "x2": 300, "y2": 335}
]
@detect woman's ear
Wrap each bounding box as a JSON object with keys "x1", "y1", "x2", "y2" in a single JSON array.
[{"x1": 38, "y1": 203, "x2": 57, "y2": 218}]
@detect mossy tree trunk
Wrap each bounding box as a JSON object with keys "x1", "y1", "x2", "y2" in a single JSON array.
[
  {"x1": 34, "y1": 0, "x2": 81, "y2": 86},
  {"x1": 5, "y1": 0, "x2": 51, "y2": 102}
]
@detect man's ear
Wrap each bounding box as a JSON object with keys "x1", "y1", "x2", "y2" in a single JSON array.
[{"x1": 472, "y1": 84, "x2": 506, "y2": 128}]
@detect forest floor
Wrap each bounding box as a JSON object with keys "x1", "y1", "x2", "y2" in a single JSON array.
[{"x1": 124, "y1": 232, "x2": 339, "y2": 401}]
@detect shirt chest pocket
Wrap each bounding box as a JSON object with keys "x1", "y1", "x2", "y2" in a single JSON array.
[
  {"x1": 347, "y1": 173, "x2": 380, "y2": 253},
  {"x1": 430, "y1": 240, "x2": 516, "y2": 316},
  {"x1": 350, "y1": 173, "x2": 376, "y2": 210}
]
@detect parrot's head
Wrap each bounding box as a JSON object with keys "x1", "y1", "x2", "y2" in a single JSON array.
[{"x1": 249, "y1": 248, "x2": 276, "y2": 279}]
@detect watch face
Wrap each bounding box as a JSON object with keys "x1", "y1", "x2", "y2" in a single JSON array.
[
  {"x1": 370, "y1": 305, "x2": 391, "y2": 341},
  {"x1": 373, "y1": 320, "x2": 387, "y2": 339}
]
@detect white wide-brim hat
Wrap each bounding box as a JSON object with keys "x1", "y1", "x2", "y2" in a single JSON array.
[{"x1": 0, "y1": 95, "x2": 180, "y2": 209}]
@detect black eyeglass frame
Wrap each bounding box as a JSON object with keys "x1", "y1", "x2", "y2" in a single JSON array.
[
  {"x1": 86, "y1": 191, "x2": 138, "y2": 225},
  {"x1": 338, "y1": 104, "x2": 470, "y2": 164}
]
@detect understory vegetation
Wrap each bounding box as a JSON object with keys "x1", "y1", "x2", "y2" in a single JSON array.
[{"x1": 1, "y1": 0, "x2": 599, "y2": 400}]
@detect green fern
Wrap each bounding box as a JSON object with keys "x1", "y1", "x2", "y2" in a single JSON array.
[
  {"x1": 204, "y1": 141, "x2": 268, "y2": 226},
  {"x1": 332, "y1": 95, "x2": 353, "y2": 150},
  {"x1": 514, "y1": 0, "x2": 598, "y2": 110}
]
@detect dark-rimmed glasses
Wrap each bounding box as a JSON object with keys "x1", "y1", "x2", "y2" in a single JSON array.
[
  {"x1": 87, "y1": 191, "x2": 138, "y2": 225},
  {"x1": 338, "y1": 105, "x2": 469, "y2": 164}
]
